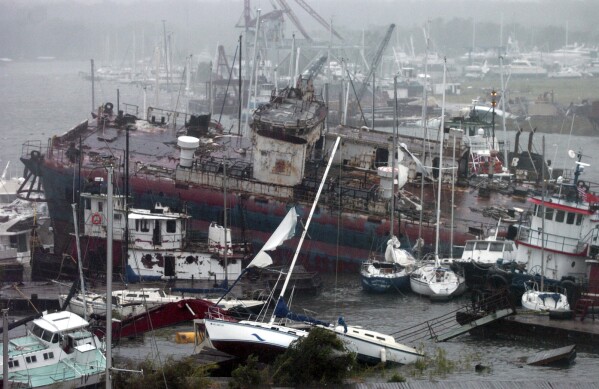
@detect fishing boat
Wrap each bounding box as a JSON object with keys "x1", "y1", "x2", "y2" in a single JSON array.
[
  {"x1": 451, "y1": 226, "x2": 519, "y2": 290},
  {"x1": 0, "y1": 310, "x2": 106, "y2": 388},
  {"x1": 512, "y1": 149, "x2": 599, "y2": 288},
  {"x1": 31, "y1": 183, "x2": 249, "y2": 282},
  {"x1": 0, "y1": 161, "x2": 52, "y2": 283},
  {"x1": 19, "y1": 53, "x2": 548, "y2": 276}
]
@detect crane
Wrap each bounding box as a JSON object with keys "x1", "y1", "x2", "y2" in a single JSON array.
[
  {"x1": 355, "y1": 23, "x2": 395, "y2": 105},
  {"x1": 276, "y1": 0, "x2": 312, "y2": 42},
  {"x1": 237, "y1": 0, "x2": 343, "y2": 44},
  {"x1": 292, "y1": 0, "x2": 343, "y2": 41}
]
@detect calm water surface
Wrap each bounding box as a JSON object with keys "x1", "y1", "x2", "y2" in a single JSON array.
[{"x1": 2, "y1": 60, "x2": 599, "y2": 383}]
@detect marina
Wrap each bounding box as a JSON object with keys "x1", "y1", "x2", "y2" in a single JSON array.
[{"x1": 3, "y1": 1, "x2": 599, "y2": 382}]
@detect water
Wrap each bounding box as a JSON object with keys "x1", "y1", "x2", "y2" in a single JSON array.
[{"x1": 2, "y1": 60, "x2": 599, "y2": 383}]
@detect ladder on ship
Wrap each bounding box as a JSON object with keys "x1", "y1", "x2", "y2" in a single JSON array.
[{"x1": 391, "y1": 289, "x2": 516, "y2": 344}]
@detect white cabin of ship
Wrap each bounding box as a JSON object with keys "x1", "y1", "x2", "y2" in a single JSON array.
[
  {"x1": 4, "y1": 311, "x2": 100, "y2": 375},
  {"x1": 82, "y1": 193, "x2": 188, "y2": 250},
  {"x1": 461, "y1": 239, "x2": 516, "y2": 265},
  {"x1": 81, "y1": 191, "x2": 235, "y2": 254},
  {"x1": 515, "y1": 192, "x2": 599, "y2": 281}
]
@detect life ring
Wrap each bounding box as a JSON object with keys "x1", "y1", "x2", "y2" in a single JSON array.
[
  {"x1": 91, "y1": 213, "x2": 102, "y2": 225},
  {"x1": 578, "y1": 180, "x2": 589, "y2": 191}
]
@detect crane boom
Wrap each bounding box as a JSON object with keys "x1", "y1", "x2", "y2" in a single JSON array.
[
  {"x1": 355, "y1": 23, "x2": 395, "y2": 103},
  {"x1": 292, "y1": 0, "x2": 343, "y2": 41},
  {"x1": 276, "y1": 0, "x2": 313, "y2": 42}
]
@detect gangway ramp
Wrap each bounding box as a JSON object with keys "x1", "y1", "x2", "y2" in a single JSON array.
[{"x1": 391, "y1": 289, "x2": 516, "y2": 344}]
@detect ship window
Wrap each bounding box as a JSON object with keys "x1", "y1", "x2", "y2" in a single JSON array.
[
  {"x1": 490, "y1": 242, "x2": 504, "y2": 252},
  {"x1": 567, "y1": 212, "x2": 575, "y2": 224},
  {"x1": 166, "y1": 220, "x2": 177, "y2": 233},
  {"x1": 98, "y1": 202, "x2": 103, "y2": 212},
  {"x1": 85, "y1": 198, "x2": 91, "y2": 210},
  {"x1": 140, "y1": 220, "x2": 150, "y2": 232},
  {"x1": 26, "y1": 355, "x2": 37, "y2": 363},
  {"x1": 114, "y1": 213, "x2": 122, "y2": 221},
  {"x1": 544, "y1": 208, "x2": 554, "y2": 220},
  {"x1": 576, "y1": 214, "x2": 583, "y2": 225},
  {"x1": 8, "y1": 360, "x2": 19, "y2": 368},
  {"x1": 42, "y1": 330, "x2": 55, "y2": 343},
  {"x1": 32, "y1": 324, "x2": 44, "y2": 338},
  {"x1": 504, "y1": 243, "x2": 514, "y2": 252},
  {"x1": 533, "y1": 204, "x2": 539, "y2": 216},
  {"x1": 43, "y1": 352, "x2": 54, "y2": 360},
  {"x1": 464, "y1": 241, "x2": 475, "y2": 251},
  {"x1": 475, "y1": 242, "x2": 489, "y2": 251},
  {"x1": 555, "y1": 210, "x2": 565, "y2": 223}
]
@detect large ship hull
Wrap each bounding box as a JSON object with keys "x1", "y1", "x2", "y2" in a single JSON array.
[{"x1": 20, "y1": 90, "x2": 531, "y2": 276}]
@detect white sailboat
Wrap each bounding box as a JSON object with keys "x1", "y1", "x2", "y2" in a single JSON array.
[
  {"x1": 410, "y1": 59, "x2": 466, "y2": 300},
  {"x1": 360, "y1": 76, "x2": 415, "y2": 293}
]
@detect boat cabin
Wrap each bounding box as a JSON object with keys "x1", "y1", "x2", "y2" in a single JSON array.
[{"x1": 461, "y1": 238, "x2": 516, "y2": 265}]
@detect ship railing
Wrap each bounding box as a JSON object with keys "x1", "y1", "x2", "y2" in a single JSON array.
[{"x1": 516, "y1": 225, "x2": 587, "y2": 254}]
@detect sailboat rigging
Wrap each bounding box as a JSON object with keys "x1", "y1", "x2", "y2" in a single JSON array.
[{"x1": 410, "y1": 58, "x2": 466, "y2": 299}]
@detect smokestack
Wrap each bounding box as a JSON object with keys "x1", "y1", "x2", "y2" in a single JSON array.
[
  {"x1": 514, "y1": 128, "x2": 522, "y2": 154},
  {"x1": 177, "y1": 136, "x2": 200, "y2": 168},
  {"x1": 528, "y1": 128, "x2": 536, "y2": 153}
]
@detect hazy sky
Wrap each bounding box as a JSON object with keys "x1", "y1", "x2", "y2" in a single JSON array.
[{"x1": 0, "y1": 0, "x2": 596, "y2": 60}]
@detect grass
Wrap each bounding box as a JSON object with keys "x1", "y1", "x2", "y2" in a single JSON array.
[{"x1": 448, "y1": 76, "x2": 599, "y2": 106}]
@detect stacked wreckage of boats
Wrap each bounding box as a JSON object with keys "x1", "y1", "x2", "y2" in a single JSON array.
[{"x1": 13, "y1": 64, "x2": 599, "y2": 313}]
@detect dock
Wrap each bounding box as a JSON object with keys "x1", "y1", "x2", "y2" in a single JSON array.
[{"x1": 499, "y1": 312, "x2": 599, "y2": 345}]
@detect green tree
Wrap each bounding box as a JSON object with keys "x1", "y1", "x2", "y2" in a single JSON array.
[{"x1": 271, "y1": 327, "x2": 357, "y2": 386}]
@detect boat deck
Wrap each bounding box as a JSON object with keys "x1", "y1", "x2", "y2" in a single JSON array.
[{"x1": 6, "y1": 350, "x2": 105, "y2": 387}]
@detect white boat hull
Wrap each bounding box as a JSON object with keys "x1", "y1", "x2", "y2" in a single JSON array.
[
  {"x1": 410, "y1": 263, "x2": 466, "y2": 297},
  {"x1": 332, "y1": 325, "x2": 422, "y2": 365},
  {"x1": 203, "y1": 318, "x2": 308, "y2": 362},
  {"x1": 521, "y1": 290, "x2": 570, "y2": 312}
]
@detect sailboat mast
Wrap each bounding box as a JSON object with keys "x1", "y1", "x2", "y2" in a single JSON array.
[
  {"x1": 71, "y1": 204, "x2": 87, "y2": 321},
  {"x1": 269, "y1": 136, "x2": 341, "y2": 324},
  {"x1": 418, "y1": 24, "x2": 430, "y2": 259},
  {"x1": 105, "y1": 165, "x2": 114, "y2": 389},
  {"x1": 223, "y1": 161, "x2": 228, "y2": 284},
  {"x1": 434, "y1": 59, "x2": 447, "y2": 262},
  {"x1": 390, "y1": 75, "x2": 398, "y2": 237},
  {"x1": 540, "y1": 137, "x2": 546, "y2": 291}
]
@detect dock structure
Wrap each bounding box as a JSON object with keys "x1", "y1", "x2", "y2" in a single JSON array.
[
  {"x1": 499, "y1": 312, "x2": 599, "y2": 345},
  {"x1": 392, "y1": 289, "x2": 516, "y2": 344}
]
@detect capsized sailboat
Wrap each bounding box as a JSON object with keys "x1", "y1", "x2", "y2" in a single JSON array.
[{"x1": 203, "y1": 137, "x2": 423, "y2": 365}]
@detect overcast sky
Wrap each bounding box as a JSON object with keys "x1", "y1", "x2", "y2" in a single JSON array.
[{"x1": 0, "y1": 0, "x2": 597, "y2": 60}]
